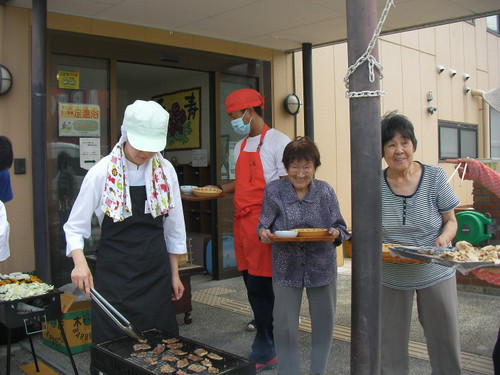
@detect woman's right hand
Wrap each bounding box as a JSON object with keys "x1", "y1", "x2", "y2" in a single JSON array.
[
  {"x1": 258, "y1": 228, "x2": 273, "y2": 244},
  {"x1": 70, "y1": 249, "x2": 94, "y2": 296}
]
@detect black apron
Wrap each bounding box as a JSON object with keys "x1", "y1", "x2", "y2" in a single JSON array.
[{"x1": 92, "y1": 185, "x2": 178, "y2": 344}]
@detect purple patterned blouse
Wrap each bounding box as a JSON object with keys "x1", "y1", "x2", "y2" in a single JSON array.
[{"x1": 258, "y1": 177, "x2": 350, "y2": 288}]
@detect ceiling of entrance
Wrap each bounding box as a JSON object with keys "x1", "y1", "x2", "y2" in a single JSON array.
[{"x1": 5, "y1": 0, "x2": 500, "y2": 52}]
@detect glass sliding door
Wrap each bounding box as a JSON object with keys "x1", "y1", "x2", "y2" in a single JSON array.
[
  {"x1": 216, "y1": 74, "x2": 258, "y2": 279},
  {"x1": 48, "y1": 54, "x2": 110, "y2": 287}
]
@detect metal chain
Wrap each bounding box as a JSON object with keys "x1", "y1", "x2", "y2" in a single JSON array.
[{"x1": 344, "y1": 0, "x2": 395, "y2": 98}]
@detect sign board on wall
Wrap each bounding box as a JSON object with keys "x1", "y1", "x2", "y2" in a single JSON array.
[
  {"x1": 79, "y1": 138, "x2": 101, "y2": 170},
  {"x1": 152, "y1": 87, "x2": 201, "y2": 150},
  {"x1": 58, "y1": 71, "x2": 80, "y2": 89},
  {"x1": 58, "y1": 103, "x2": 100, "y2": 137}
]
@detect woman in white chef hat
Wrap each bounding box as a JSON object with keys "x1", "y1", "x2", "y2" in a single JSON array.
[{"x1": 64, "y1": 100, "x2": 187, "y2": 348}]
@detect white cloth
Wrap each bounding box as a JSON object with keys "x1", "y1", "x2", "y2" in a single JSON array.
[
  {"x1": 0, "y1": 201, "x2": 10, "y2": 262},
  {"x1": 234, "y1": 128, "x2": 291, "y2": 182},
  {"x1": 63, "y1": 154, "x2": 187, "y2": 256}
]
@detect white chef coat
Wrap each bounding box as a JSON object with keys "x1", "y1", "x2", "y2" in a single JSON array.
[
  {"x1": 63, "y1": 154, "x2": 187, "y2": 256},
  {"x1": 0, "y1": 201, "x2": 10, "y2": 262}
]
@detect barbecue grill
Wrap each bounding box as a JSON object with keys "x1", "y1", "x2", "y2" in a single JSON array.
[
  {"x1": 0, "y1": 289, "x2": 78, "y2": 375},
  {"x1": 91, "y1": 328, "x2": 256, "y2": 375}
]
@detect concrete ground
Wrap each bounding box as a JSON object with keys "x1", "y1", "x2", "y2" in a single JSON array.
[{"x1": 1, "y1": 258, "x2": 499, "y2": 374}]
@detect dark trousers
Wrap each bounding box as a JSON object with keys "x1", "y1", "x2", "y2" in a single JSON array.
[
  {"x1": 494, "y1": 327, "x2": 500, "y2": 375},
  {"x1": 242, "y1": 270, "x2": 276, "y2": 363}
]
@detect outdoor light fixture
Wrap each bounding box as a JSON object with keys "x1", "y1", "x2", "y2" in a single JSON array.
[
  {"x1": 450, "y1": 69, "x2": 457, "y2": 77},
  {"x1": 437, "y1": 65, "x2": 445, "y2": 74},
  {"x1": 283, "y1": 93, "x2": 301, "y2": 115},
  {"x1": 0, "y1": 65, "x2": 13, "y2": 96},
  {"x1": 463, "y1": 73, "x2": 470, "y2": 81}
]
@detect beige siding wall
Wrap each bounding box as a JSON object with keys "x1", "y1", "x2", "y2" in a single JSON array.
[
  {"x1": 294, "y1": 18, "x2": 500, "y2": 227},
  {"x1": 0, "y1": 7, "x2": 35, "y2": 274}
]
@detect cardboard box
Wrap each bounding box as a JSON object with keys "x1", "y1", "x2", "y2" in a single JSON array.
[{"x1": 42, "y1": 290, "x2": 91, "y2": 355}]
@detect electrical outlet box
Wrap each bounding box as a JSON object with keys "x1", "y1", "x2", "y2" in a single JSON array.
[{"x1": 14, "y1": 158, "x2": 26, "y2": 174}]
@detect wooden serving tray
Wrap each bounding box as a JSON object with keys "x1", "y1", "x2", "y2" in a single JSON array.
[
  {"x1": 270, "y1": 235, "x2": 335, "y2": 242},
  {"x1": 181, "y1": 193, "x2": 226, "y2": 201},
  {"x1": 382, "y1": 244, "x2": 426, "y2": 264}
]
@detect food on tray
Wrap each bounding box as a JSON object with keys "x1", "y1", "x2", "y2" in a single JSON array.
[
  {"x1": 151, "y1": 343, "x2": 166, "y2": 355},
  {"x1": 193, "y1": 348, "x2": 208, "y2": 357},
  {"x1": 133, "y1": 343, "x2": 151, "y2": 351},
  {"x1": 207, "y1": 352, "x2": 223, "y2": 360},
  {"x1": 0, "y1": 280, "x2": 54, "y2": 301},
  {"x1": 418, "y1": 249, "x2": 435, "y2": 255},
  {"x1": 439, "y1": 241, "x2": 500, "y2": 264},
  {"x1": 176, "y1": 370, "x2": 188, "y2": 375},
  {"x1": 208, "y1": 367, "x2": 220, "y2": 374},
  {"x1": 187, "y1": 363, "x2": 207, "y2": 373},
  {"x1": 176, "y1": 358, "x2": 189, "y2": 368},
  {"x1": 192, "y1": 187, "x2": 222, "y2": 197},
  {"x1": 160, "y1": 363, "x2": 176, "y2": 373}
]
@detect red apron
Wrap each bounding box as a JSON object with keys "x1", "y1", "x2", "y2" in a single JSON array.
[{"x1": 233, "y1": 125, "x2": 272, "y2": 277}]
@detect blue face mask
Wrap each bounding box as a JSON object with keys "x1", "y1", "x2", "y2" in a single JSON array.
[{"x1": 231, "y1": 110, "x2": 251, "y2": 135}]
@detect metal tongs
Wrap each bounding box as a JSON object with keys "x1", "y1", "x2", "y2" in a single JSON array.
[{"x1": 90, "y1": 287, "x2": 146, "y2": 341}]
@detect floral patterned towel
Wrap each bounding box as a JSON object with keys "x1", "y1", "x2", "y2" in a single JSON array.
[{"x1": 101, "y1": 142, "x2": 173, "y2": 222}]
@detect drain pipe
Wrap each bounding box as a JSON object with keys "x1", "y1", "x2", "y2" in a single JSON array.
[
  {"x1": 31, "y1": 0, "x2": 51, "y2": 281},
  {"x1": 471, "y1": 89, "x2": 489, "y2": 158},
  {"x1": 302, "y1": 43, "x2": 314, "y2": 140}
]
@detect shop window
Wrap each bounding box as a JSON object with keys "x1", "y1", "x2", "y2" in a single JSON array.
[
  {"x1": 438, "y1": 121, "x2": 477, "y2": 160},
  {"x1": 487, "y1": 15, "x2": 499, "y2": 36}
]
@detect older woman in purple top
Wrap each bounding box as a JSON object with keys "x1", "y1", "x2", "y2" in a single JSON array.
[{"x1": 258, "y1": 137, "x2": 350, "y2": 375}]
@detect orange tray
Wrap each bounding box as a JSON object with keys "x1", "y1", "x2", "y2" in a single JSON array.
[
  {"x1": 181, "y1": 193, "x2": 226, "y2": 201},
  {"x1": 270, "y1": 235, "x2": 335, "y2": 242},
  {"x1": 382, "y1": 247, "x2": 426, "y2": 264}
]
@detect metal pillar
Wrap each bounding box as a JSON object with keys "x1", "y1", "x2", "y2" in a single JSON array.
[
  {"x1": 302, "y1": 43, "x2": 314, "y2": 140},
  {"x1": 346, "y1": 0, "x2": 382, "y2": 373},
  {"x1": 31, "y1": 0, "x2": 50, "y2": 281}
]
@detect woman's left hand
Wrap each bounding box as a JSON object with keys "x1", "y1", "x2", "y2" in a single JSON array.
[
  {"x1": 259, "y1": 228, "x2": 273, "y2": 244},
  {"x1": 329, "y1": 227, "x2": 340, "y2": 241}
]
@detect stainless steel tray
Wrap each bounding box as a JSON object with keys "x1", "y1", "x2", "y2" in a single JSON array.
[{"x1": 388, "y1": 246, "x2": 500, "y2": 274}]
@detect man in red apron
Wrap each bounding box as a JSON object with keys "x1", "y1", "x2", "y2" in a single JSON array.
[{"x1": 217, "y1": 89, "x2": 291, "y2": 372}]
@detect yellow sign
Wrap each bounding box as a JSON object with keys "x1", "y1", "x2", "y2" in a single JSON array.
[{"x1": 58, "y1": 71, "x2": 80, "y2": 89}]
